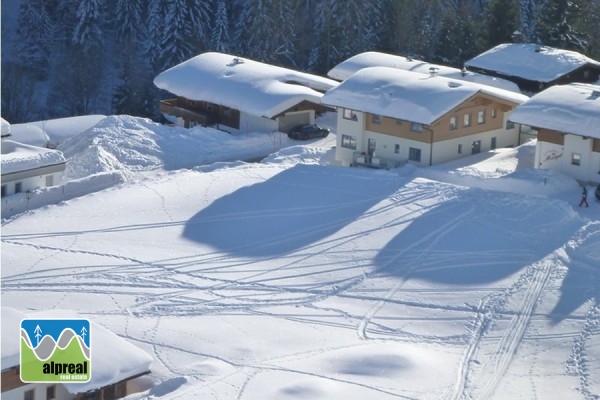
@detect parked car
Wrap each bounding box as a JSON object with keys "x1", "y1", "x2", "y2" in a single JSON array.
[{"x1": 288, "y1": 124, "x2": 330, "y2": 140}]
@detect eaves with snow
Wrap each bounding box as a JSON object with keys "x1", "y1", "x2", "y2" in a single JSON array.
[
  {"x1": 1, "y1": 117, "x2": 11, "y2": 138},
  {"x1": 327, "y1": 51, "x2": 521, "y2": 93},
  {"x1": 1, "y1": 140, "x2": 66, "y2": 176},
  {"x1": 465, "y1": 43, "x2": 600, "y2": 91},
  {"x1": 509, "y1": 83, "x2": 600, "y2": 139},
  {"x1": 1, "y1": 307, "x2": 152, "y2": 395},
  {"x1": 321, "y1": 67, "x2": 529, "y2": 126},
  {"x1": 154, "y1": 52, "x2": 339, "y2": 119}
]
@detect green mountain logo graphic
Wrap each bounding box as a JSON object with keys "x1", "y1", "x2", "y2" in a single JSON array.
[{"x1": 20, "y1": 327, "x2": 91, "y2": 383}]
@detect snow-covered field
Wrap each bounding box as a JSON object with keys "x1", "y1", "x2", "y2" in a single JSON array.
[{"x1": 2, "y1": 115, "x2": 599, "y2": 399}]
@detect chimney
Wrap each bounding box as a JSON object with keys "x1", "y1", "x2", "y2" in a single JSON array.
[{"x1": 429, "y1": 67, "x2": 439, "y2": 77}]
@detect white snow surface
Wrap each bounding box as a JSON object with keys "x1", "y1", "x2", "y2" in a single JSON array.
[
  {"x1": 465, "y1": 43, "x2": 600, "y2": 83},
  {"x1": 1, "y1": 307, "x2": 153, "y2": 394},
  {"x1": 153, "y1": 52, "x2": 339, "y2": 118},
  {"x1": 328, "y1": 51, "x2": 522, "y2": 93},
  {"x1": 9, "y1": 115, "x2": 106, "y2": 147},
  {"x1": 1, "y1": 140, "x2": 66, "y2": 175},
  {"x1": 2, "y1": 114, "x2": 599, "y2": 400},
  {"x1": 510, "y1": 83, "x2": 600, "y2": 139},
  {"x1": 321, "y1": 67, "x2": 528, "y2": 125}
]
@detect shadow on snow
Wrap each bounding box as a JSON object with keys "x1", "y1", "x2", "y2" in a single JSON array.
[
  {"x1": 549, "y1": 221, "x2": 600, "y2": 324},
  {"x1": 182, "y1": 164, "x2": 402, "y2": 257},
  {"x1": 374, "y1": 187, "x2": 583, "y2": 289}
]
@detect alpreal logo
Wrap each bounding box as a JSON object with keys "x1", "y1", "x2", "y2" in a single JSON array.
[{"x1": 20, "y1": 319, "x2": 91, "y2": 383}]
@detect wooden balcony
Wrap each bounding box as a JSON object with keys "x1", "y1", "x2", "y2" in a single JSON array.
[{"x1": 159, "y1": 99, "x2": 211, "y2": 126}]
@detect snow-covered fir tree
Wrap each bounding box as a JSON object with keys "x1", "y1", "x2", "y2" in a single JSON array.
[{"x1": 211, "y1": 0, "x2": 232, "y2": 53}]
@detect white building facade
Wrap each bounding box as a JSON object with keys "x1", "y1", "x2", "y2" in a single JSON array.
[
  {"x1": 510, "y1": 83, "x2": 600, "y2": 184},
  {"x1": 324, "y1": 67, "x2": 528, "y2": 168}
]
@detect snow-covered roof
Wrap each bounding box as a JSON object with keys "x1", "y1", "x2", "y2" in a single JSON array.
[
  {"x1": 10, "y1": 115, "x2": 106, "y2": 147},
  {"x1": 1, "y1": 140, "x2": 66, "y2": 175},
  {"x1": 328, "y1": 51, "x2": 521, "y2": 93},
  {"x1": 1, "y1": 307, "x2": 152, "y2": 394},
  {"x1": 509, "y1": 83, "x2": 600, "y2": 139},
  {"x1": 321, "y1": 67, "x2": 529, "y2": 125},
  {"x1": 1, "y1": 117, "x2": 11, "y2": 137},
  {"x1": 154, "y1": 52, "x2": 339, "y2": 119},
  {"x1": 465, "y1": 43, "x2": 600, "y2": 83}
]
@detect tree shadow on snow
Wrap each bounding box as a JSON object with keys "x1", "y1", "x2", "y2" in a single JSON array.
[
  {"x1": 549, "y1": 222, "x2": 600, "y2": 324},
  {"x1": 373, "y1": 187, "x2": 582, "y2": 288},
  {"x1": 182, "y1": 164, "x2": 402, "y2": 257}
]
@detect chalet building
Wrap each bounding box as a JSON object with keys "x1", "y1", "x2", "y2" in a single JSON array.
[
  {"x1": 509, "y1": 83, "x2": 600, "y2": 184},
  {"x1": 320, "y1": 67, "x2": 529, "y2": 169},
  {"x1": 465, "y1": 43, "x2": 600, "y2": 94},
  {"x1": 328, "y1": 51, "x2": 521, "y2": 93},
  {"x1": 154, "y1": 52, "x2": 337, "y2": 134},
  {"x1": 1, "y1": 140, "x2": 67, "y2": 198},
  {"x1": 1, "y1": 307, "x2": 152, "y2": 400}
]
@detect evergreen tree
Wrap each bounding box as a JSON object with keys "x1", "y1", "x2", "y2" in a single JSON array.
[
  {"x1": 307, "y1": 0, "x2": 337, "y2": 73},
  {"x1": 571, "y1": 0, "x2": 600, "y2": 59},
  {"x1": 485, "y1": 0, "x2": 521, "y2": 48},
  {"x1": 271, "y1": 0, "x2": 298, "y2": 67},
  {"x1": 519, "y1": 0, "x2": 541, "y2": 41},
  {"x1": 112, "y1": 0, "x2": 153, "y2": 117},
  {"x1": 113, "y1": 0, "x2": 144, "y2": 41},
  {"x1": 211, "y1": 0, "x2": 232, "y2": 53},
  {"x1": 434, "y1": 2, "x2": 484, "y2": 67},
  {"x1": 233, "y1": 0, "x2": 276, "y2": 61},
  {"x1": 146, "y1": 1, "x2": 170, "y2": 75},
  {"x1": 13, "y1": 0, "x2": 54, "y2": 79},
  {"x1": 72, "y1": 0, "x2": 105, "y2": 47},
  {"x1": 536, "y1": 0, "x2": 588, "y2": 50},
  {"x1": 159, "y1": 0, "x2": 211, "y2": 70},
  {"x1": 387, "y1": 0, "x2": 442, "y2": 59}
]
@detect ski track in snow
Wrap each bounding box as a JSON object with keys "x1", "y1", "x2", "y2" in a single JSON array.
[
  {"x1": 357, "y1": 201, "x2": 474, "y2": 340},
  {"x1": 2, "y1": 158, "x2": 597, "y2": 399}
]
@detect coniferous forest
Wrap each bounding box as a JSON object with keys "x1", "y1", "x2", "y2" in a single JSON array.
[{"x1": 2, "y1": 0, "x2": 599, "y2": 124}]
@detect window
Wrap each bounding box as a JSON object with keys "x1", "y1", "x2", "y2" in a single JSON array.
[
  {"x1": 449, "y1": 117, "x2": 457, "y2": 130},
  {"x1": 491, "y1": 108, "x2": 497, "y2": 118},
  {"x1": 463, "y1": 113, "x2": 471, "y2": 127},
  {"x1": 24, "y1": 389, "x2": 34, "y2": 400},
  {"x1": 410, "y1": 122, "x2": 423, "y2": 133},
  {"x1": 395, "y1": 119, "x2": 403, "y2": 125},
  {"x1": 394, "y1": 144, "x2": 400, "y2": 154},
  {"x1": 341, "y1": 134, "x2": 356, "y2": 150},
  {"x1": 572, "y1": 153, "x2": 581, "y2": 166},
  {"x1": 371, "y1": 114, "x2": 381, "y2": 124},
  {"x1": 15, "y1": 182, "x2": 22, "y2": 194},
  {"x1": 343, "y1": 108, "x2": 358, "y2": 121},
  {"x1": 45, "y1": 175, "x2": 54, "y2": 187},
  {"x1": 409, "y1": 147, "x2": 422, "y2": 162},
  {"x1": 1, "y1": 185, "x2": 6, "y2": 198},
  {"x1": 458, "y1": 144, "x2": 463, "y2": 154},
  {"x1": 477, "y1": 110, "x2": 486, "y2": 124},
  {"x1": 47, "y1": 385, "x2": 56, "y2": 400},
  {"x1": 506, "y1": 120, "x2": 515, "y2": 130},
  {"x1": 491, "y1": 137, "x2": 497, "y2": 150}
]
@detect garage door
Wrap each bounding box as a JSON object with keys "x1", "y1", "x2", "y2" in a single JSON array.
[{"x1": 278, "y1": 112, "x2": 310, "y2": 133}]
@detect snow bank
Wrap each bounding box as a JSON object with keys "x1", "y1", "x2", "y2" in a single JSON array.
[{"x1": 59, "y1": 115, "x2": 297, "y2": 181}]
